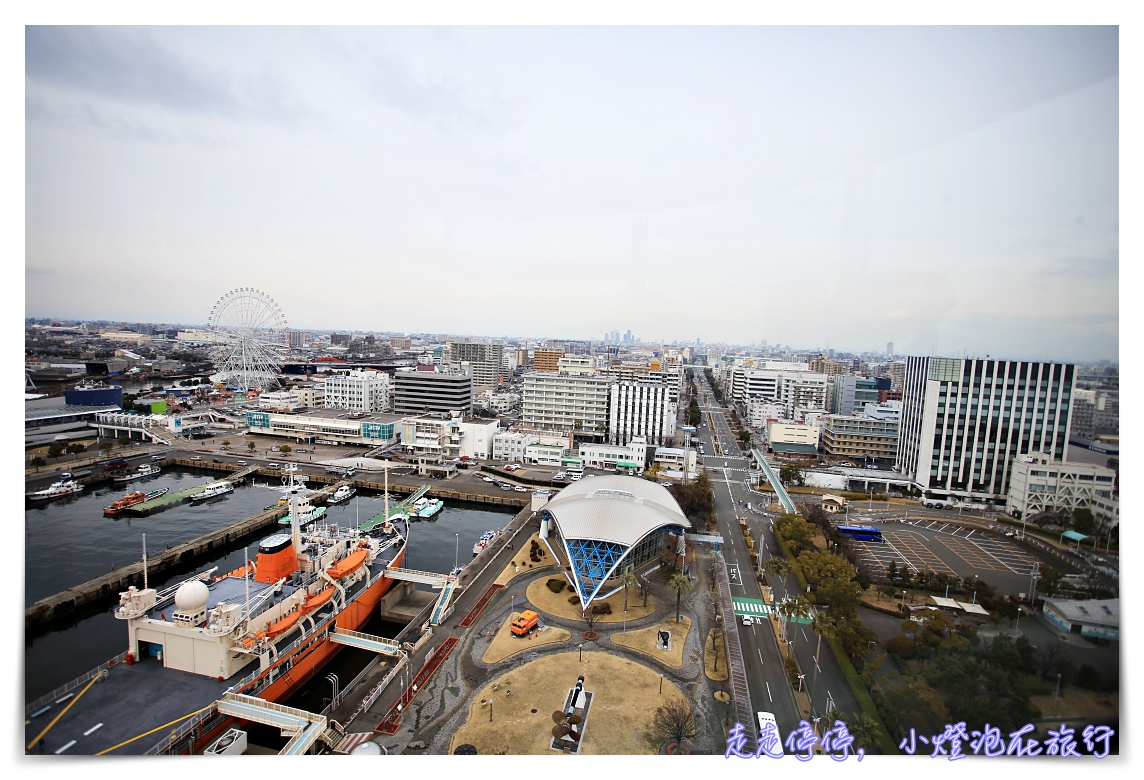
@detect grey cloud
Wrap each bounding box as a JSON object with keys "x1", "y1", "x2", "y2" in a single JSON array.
[{"x1": 26, "y1": 26, "x2": 315, "y2": 125}]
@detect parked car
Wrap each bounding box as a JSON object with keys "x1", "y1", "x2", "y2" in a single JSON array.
[
  {"x1": 514, "y1": 486, "x2": 527, "y2": 492},
  {"x1": 483, "y1": 476, "x2": 494, "y2": 483}
]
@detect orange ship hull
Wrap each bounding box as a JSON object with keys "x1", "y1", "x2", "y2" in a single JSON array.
[
  {"x1": 257, "y1": 545, "x2": 406, "y2": 703},
  {"x1": 192, "y1": 543, "x2": 408, "y2": 745}
]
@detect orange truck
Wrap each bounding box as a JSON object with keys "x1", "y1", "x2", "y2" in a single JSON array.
[{"x1": 510, "y1": 610, "x2": 539, "y2": 637}]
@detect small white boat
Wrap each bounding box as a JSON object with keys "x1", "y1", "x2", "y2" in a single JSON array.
[
  {"x1": 26, "y1": 479, "x2": 83, "y2": 502},
  {"x1": 191, "y1": 481, "x2": 234, "y2": 502},
  {"x1": 412, "y1": 496, "x2": 443, "y2": 518},
  {"x1": 326, "y1": 485, "x2": 356, "y2": 505},
  {"x1": 279, "y1": 505, "x2": 327, "y2": 527},
  {"x1": 472, "y1": 530, "x2": 500, "y2": 556},
  {"x1": 113, "y1": 463, "x2": 161, "y2": 483}
]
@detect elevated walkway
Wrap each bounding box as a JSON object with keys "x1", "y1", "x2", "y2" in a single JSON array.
[
  {"x1": 429, "y1": 578, "x2": 459, "y2": 626},
  {"x1": 383, "y1": 567, "x2": 449, "y2": 587},
  {"x1": 752, "y1": 449, "x2": 796, "y2": 514},
  {"x1": 329, "y1": 630, "x2": 404, "y2": 657},
  {"x1": 216, "y1": 693, "x2": 330, "y2": 756}
]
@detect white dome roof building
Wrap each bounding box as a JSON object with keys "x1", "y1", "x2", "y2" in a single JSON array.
[{"x1": 540, "y1": 475, "x2": 690, "y2": 608}]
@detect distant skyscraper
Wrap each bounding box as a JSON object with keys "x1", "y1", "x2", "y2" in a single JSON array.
[{"x1": 886, "y1": 342, "x2": 894, "y2": 357}]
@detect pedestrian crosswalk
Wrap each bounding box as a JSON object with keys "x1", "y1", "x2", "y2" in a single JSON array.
[{"x1": 733, "y1": 597, "x2": 772, "y2": 616}]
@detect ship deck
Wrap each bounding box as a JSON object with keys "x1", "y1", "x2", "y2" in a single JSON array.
[
  {"x1": 26, "y1": 520, "x2": 410, "y2": 756},
  {"x1": 25, "y1": 653, "x2": 255, "y2": 756}
]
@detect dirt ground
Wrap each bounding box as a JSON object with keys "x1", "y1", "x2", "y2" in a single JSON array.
[
  {"x1": 610, "y1": 616, "x2": 691, "y2": 668},
  {"x1": 1032, "y1": 689, "x2": 1120, "y2": 721},
  {"x1": 482, "y1": 611, "x2": 572, "y2": 664},
  {"x1": 703, "y1": 628, "x2": 728, "y2": 681},
  {"x1": 525, "y1": 577, "x2": 658, "y2": 623},
  {"x1": 494, "y1": 533, "x2": 556, "y2": 586},
  {"x1": 448, "y1": 650, "x2": 685, "y2": 755}
]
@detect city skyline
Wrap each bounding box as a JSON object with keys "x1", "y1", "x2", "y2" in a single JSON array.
[{"x1": 26, "y1": 26, "x2": 1118, "y2": 362}]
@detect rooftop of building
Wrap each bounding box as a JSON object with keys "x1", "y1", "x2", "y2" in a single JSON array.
[
  {"x1": 1042, "y1": 597, "x2": 1119, "y2": 628},
  {"x1": 545, "y1": 474, "x2": 689, "y2": 548},
  {"x1": 258, "y1": 407, "x2": 404, "y2": 424},
  {"x1": 26, "y1": 403, "x2": 122, "y2": 422}
]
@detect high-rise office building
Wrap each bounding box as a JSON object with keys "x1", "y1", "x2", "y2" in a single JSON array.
[
  {"x1": 522, "y1": 371, "x2": 611, "y2": 433},
  {"x1": 886, "y1": 342, "x2": 894, "y2": 357},
  {"x1": 896, "y1": 357, "x2": 1076, "y2": 503},
  {"x1": 393, "y1": 366, "x2": 473, "y2": 415},
  {"x1": 324, "y1": 369, "x2": 389, "y2": 412}
]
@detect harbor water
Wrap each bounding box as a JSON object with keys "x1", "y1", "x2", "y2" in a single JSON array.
[{"x1": 24, "y1": 468, "x2": 517, "y2": 702}]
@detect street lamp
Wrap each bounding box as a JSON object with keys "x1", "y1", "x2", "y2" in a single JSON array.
[
  {"x1": 578, "y1": 643, "x2": 582, "y2": 662},
  {"x1": 797, "y1": 673, "x2": 806, "y2": 692}
]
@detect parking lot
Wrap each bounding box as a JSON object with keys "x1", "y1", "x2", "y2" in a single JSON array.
[{"x1": 851, "y1": 520, "x2": 1042, "y2": 592}]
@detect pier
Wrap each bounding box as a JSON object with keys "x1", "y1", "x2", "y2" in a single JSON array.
[
  {"x1": 125, "y1": 463, "x2": 261, "y2": 514},
  {"x1": 25, "y1": 478, "x2": 347, "y2": 629}
]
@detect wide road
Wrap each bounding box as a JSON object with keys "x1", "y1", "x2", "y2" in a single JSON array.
[
  {"x1": 688, "y1": 380, "x2": 801, "y2": 737},
  {"x1": 692, "y1": 374, "x2": 862, "y2": 733}
]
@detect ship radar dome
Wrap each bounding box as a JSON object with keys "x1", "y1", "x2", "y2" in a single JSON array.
[{"x1": 174, "y1": 580, "x2": 210, "y2": 613}]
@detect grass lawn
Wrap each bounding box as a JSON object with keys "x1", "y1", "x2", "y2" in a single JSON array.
[{"x1": 448, "y1": 650, "x2": 685, "y2": 755}]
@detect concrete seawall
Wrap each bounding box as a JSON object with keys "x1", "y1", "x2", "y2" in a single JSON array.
[
  {"x1": 25, "y1": 504, "x2": 289, "y2": 629},
  {"x1": 26, "y1": 463, "x2": 527, "y2": 629}
]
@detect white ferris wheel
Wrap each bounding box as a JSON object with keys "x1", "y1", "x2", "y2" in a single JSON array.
[{"x1": 207, "y1": 288, "x2": 289, "y2": 393}]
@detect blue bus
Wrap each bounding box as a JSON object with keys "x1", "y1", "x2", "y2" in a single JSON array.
[{"x1": 837, "y1": 525, "x2": 884, "y2": 543}]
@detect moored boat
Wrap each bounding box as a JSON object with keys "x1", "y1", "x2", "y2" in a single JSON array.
[
  {"x1": 190, "y1": 481, "x2": 234, "y2": 502},
  {"x1": 24, "y1": 492, "x2": 411, "y2": 756},
  {"x1": 412, "y1": 496, "x2": 443, "y2": 518},
  {"x1": 104, "y1": 487, "x2": 169, "y2": 516},
  {"x1": 326, "y1": 484, "x2": 356, "y2": 505},
  {"x1": 25, "y1": 479, "x2": 83, "y2": 502},
  {"x1": 112, "y1": 463, "x2": 161, "y2": 483},
  {"x1": 473, "y1": 529, "x2": 500, "y2": 556}
]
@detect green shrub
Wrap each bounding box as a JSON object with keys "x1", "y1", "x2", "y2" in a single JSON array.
[{"x1": 546, "y1": 578, "x2": 566, "y2": 593}]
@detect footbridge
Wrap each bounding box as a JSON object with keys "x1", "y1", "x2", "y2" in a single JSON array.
[
  {"x1": 752, "y1": 448, "x2": 796, "y2": 514},
  {"x1": 216, "y1": 693, "x2": 333, "y2": 755},
  {"x1": 381, "y1": 566, "x2": 458, "y2": 626},
  {"x1": 329, "y1": 629, "x2": 404, "y2": 657}
]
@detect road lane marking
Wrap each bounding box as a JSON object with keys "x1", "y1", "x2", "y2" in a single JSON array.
[
  {"x1": 758, "y1": 648, "x2": 764, "y2": 665},
  {"x1": 55, "y1": 740, "x2": 77, "y2": 754},
  {"x1": 766, "y1": 681, "x2": 773, "y2": 702},
  {"x1": 83, "y1": 723, "x2": 104, "y2": 736}
]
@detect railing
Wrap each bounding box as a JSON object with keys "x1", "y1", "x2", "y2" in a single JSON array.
[
  {"x1": 321, "y1": 657, "x2": 382, "y2": 717},
  {"x1": 144, "y1": 665, "x2": 268, "y2": 754},
  {"x1": 25, "y1": 651, "x2": 127, "y2": 716}
]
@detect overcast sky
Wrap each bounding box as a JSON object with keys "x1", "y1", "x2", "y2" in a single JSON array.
[{"x1": 25, "y1": 26, "x2": 1118, "y2": 361}]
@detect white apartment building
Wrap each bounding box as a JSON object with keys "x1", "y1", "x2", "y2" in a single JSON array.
[
  {"x1": 1006, "y1": 452, "x2": 1117, "y2": 526},
  {"x1": 324, "y1": 369, "x2": 390, "y2": 413},
  {"x1": 556, "y1": 355, "x2": 597, "y2": 375},
  {"x1": 864, "y1": 400, "x2": 902, "y2": 421},
  {"x1": 459, "y1": 418, "x2": 499, "y2": 460},
  {"x1": 522, "y1": 371, "x2": 611, "y2": 433},
  {"x1": 897, "y1": 357, "x2": 1077, "y2": 503},
  {"x1": 609, "y1": 382, "x2": 676, "y2": 447},
  {"x1": 259, "y1": 390, "x2": 302, "y2": 413},
  {"x1": 525, "y1": 441, "x2": 564, "y2": 466},
  {"x1": 730, "y1": 366, "x2": 828, "y2": 422},
  {"x1": 748, "y1": 401, "x2": 786, "y2": 429},
  {"x1": 653, "y1": 447, "x2": 697, "y2": 473},
  {"x1": 579, "y1": 437, "x2": 648, "y2": 472},
  {"x1": 493, "y1": 431, "x2": 532, "y2": 462}
]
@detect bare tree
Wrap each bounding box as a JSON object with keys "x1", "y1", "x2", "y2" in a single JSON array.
[
  {"x1": 653, "y1": 698, "x2": 697, "y2": 744},
  {"x1": 1035, "y1": 642, "x2": 1063, "y2": 679}
]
